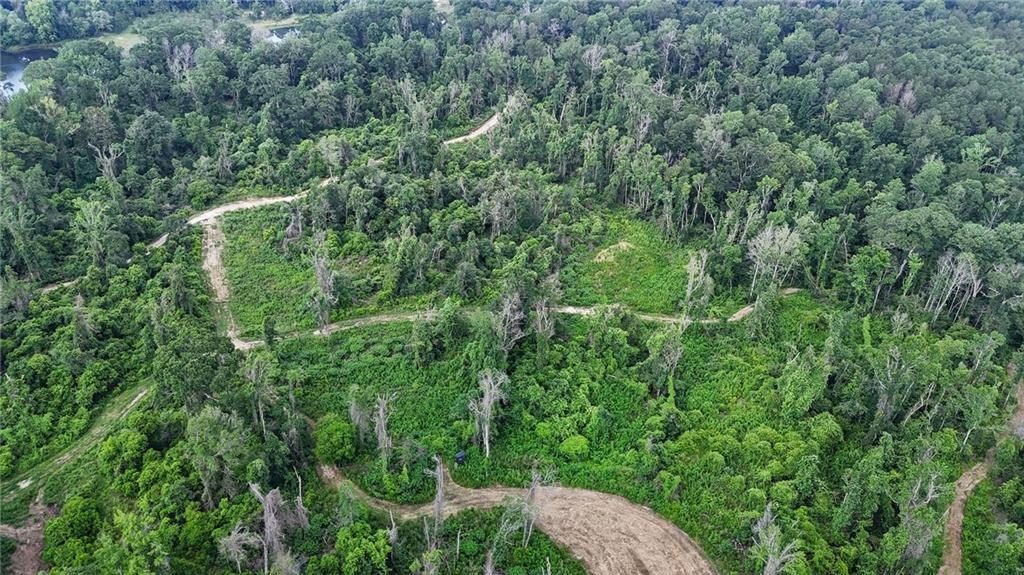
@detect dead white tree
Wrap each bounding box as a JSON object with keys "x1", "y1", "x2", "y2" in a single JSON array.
[
  {"x1": 469, "y1": 370, "x2": 508, "y2": 458},
  {"x1": 747, "y1": 225, "x2": 806, "y2": 296},
  {"x1": 532, "y1": 297, "x2": 554, "y2": 345},
  {"x1": 309, "y1": 230, "x2": 337, "y2": 331},
  {"x1": 424, "y1": 455, "x2": 446, "y2": 543},
  {"x1": 88, "y1": 142, "x2": 123, "y2": 182},
  {"x1": 923, "y1": 251, "x2": 984, "y2": 321},
  {"x1": 292, "y1": 470, "x2": 309, "y2": 530},
  {"x1": 244, "y1": 355, "x2": 276, "y2": 439},
  {"x1": 750, "y1": 502, "x2": 799, "y2": 575},
  {"x1": 348, "y1": 394, "x2": 370, "y2": 446},
  {"x1": 898, "y1": 473, "x2": 942, "y2": 561},
  {"x1": 681, "y1": 249, "x2": 714, "y2": 321},
  {"x1": 483, "y1": 550, "x2": 497, "y2": 575},
  {"x1": 493, "y1": 290, "x2": 527, "y2": 360},
  {"x1": 582, "y1": 44, "x2": 605, "y2": 74},
  {"x1": 373, "y1": 393, "x2": 395, "y2": 464},
  {"x1": 162, "y1": 39, "x2": 195, "y2": 81},
  {"x1": 248, "y1": 484, "x2": 286, "y2": 575},
  {"x1": 521, "y1": 470, "x2": 543, "y2": 547},
  {"x1": 218, "y1": 522, "x2": 261, "y2": 574}
]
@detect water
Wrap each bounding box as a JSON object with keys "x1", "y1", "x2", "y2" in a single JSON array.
[{"x1": 1, "y1": 48, "x2": 57, "y2": 95}]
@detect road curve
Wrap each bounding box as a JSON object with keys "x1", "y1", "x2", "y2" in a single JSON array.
[
  {"x1": 318, "y1": 464, "x2": 717, "y2": 575},
  {"x1": 149, "y1": 192, "x2": 307, "y2": 250}
]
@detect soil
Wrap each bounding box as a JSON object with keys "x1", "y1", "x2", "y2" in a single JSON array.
[
  {"x1": 0, "y1": 492, "x2": 56, "y2": 575},
  {"x1": 443, "y1": 99, "x2": 517, "y2": 146},
  {"x1": 318, "y1": 464, "x2": 717, "y2": 575},
  {"x1": 201, "y1": 221, "x2": 261, "y2": 352},
  {"x1": 938, "y1": 363, "x2": 1022, "y2": 575}
]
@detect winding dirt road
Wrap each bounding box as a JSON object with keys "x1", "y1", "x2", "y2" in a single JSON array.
[
  {"x1": 318, "y1": 464, "x2": 717, "y2": 575},
  {"x1": 39, "y1": 192, "x2": 309, "y2": 293},
  {"x1": 938, "y1": 363, "x2": 1022, "y2": 575}
]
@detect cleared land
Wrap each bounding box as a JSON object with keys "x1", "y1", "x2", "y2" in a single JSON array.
[{"x1": 319, "y1": 464, "x2": 717, "y2": 575}]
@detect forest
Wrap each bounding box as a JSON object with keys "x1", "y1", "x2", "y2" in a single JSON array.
[{"x1": 1, "y1": 0, "x2": 1023, "y2": 574}]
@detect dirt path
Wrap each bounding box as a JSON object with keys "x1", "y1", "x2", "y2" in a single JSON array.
[
  {"x1": 2, "y1": 386, "x2": 149, "y2": 503},
  {"x1": 149, "y1": 192, "x2": 306, "y2": 250},
  {"x1": 0, "y1": 492, "x2": 57, "y2": 575},
  {"x1": 443, "y1": 99, "x2": 518, "y2": 146},
  {"x1": 1, "y1": 387, "x2": 147, "y2": 573},
  {"x1": 212, "y1": 291, "x2": 805, "y2": 352},
  {"x1": 38, "y1": 193, "x2": 308, "y2": 295},
  {"x1": 318, "y1": 464, "x2": 717, "y2": 575},
  {"x1": 938, "y1": 363, "x2": 1022, "y2": 575},
  {"x1": 201, "y1": 221, "x2": 261, "y2": 352}
]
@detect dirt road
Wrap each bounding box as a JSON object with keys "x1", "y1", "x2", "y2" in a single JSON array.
[
  {"x1": 938, "y1": 364, "x2": 1022, "y2": 575},
  {"x1": 0, "y1": 492, "x2": 56, "y2": 575},
  {"x1": 443, "y1": 99, "x2": 518, "y2": 146},
  {"x1": 149, "y1": 193, "x2": 306, "y2": 250},
  {"x1": 1, "y1": 388, "x2": 147, "y2": 574},
  {"x1": 201, "y1": 221, "x2": 262, "y2": 351},
  {"x1": 318, "y1": 464, "x2": 717, "y2": 575}
]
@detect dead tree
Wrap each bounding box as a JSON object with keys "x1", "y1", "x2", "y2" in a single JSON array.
[
  {"x1": 162, "y1": 38, "x2": 195, "y2": 81},
  {"x1": 348, "y1": 393, "x2": 370, "y2": 446},
  {"x1": 218, "y1": 522, "x2": 261, "y2": 574},
  {"x1": 244, "y1": 355, "x2": 276, "y2": 439},
  {"x1": 521, "y1": 469, "x2": 543, "y2": 547},
  {"x1": 682, "y1": 249, "x2": 714, "y2": 321},
  {"x1": 493, "y1": 290, "x2": 526, "y2": 360},
  {"x1": 923, "y1": 251, "x2": 984, "y2": 321},
  {"x1": 469, "y1": 370, "x2": 508, "y2": 458},
  {"x1": 248, "y1": 484, "x2": 286, "y2": 575},
  {"x1": 898, "y1": 473, "x2": 941, "y2": 561},
  {"x1": 483, "y1": 551, "x2": 497, "y2": 575},
  {"x1": 88, "y1": 142, "x2": 123, "y2": 182},
  {"x1": 309, "y1": 230, "x2": 338, "y2": 331},
  {"x1": 373, "y1": 394, "x2": 395, "y2": 464},
  {"x1": 426, "y1": 455, "x2": 445, "y2": 541},
  {"x1": 750, "y1": 503, "x2": 799, "y2": 575},
  {"x1": 748, "y1": 225, "x2": 806, "y2": 296},
  {"x1": 292, "y1": 470, "x2": 309, "y2": 530}
]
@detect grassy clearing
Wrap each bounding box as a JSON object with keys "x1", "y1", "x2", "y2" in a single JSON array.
[
  {"x1": 248, "y1": 16, "x2": 300, "y2": 33},
  {"x1": 561, "y1": 215, "x2": 693, "y2": 314},
  {"x1": 221, "y1": 206, "x2": 431, "y2": 338},
  {"x1": 222, "y1": 207, "x2": 316, "y2": 338},
  {"x1": 97, "y1": 30, "x2": 144, "y2": 52}
]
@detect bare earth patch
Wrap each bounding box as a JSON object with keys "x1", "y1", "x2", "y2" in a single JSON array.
[
  {"x1": 0, "y1": 492, "x2": 57, "y2": 575},
  {"x1": 592, "y1": 241, "x2": 636, "y2": 263},
  {"x1": 318, "y1": 464, "x2": 717, "y2": 575}
]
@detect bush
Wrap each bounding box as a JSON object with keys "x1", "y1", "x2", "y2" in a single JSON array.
[
  {"x1": 559, "y1": 434, "x2": 589, "y2": 460},
  {"x1": 315, "y1": 413, "x2": 357, "y2": 465}
]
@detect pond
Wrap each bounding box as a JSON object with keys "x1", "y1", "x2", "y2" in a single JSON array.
[{"x1": 1, "y1": 47, "x2": 57, "y2": 95}]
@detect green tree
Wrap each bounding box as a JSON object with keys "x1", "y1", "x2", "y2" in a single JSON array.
[{"x1": 315, "y1": 413, "x2": 357, "y2": 465}]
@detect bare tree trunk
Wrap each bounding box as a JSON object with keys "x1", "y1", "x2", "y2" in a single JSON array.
[{"x1": 469, "y1": 370, "x2": 508, "y2": 458}]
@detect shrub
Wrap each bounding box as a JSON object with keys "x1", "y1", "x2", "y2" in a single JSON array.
[
  {"x1": 315, "y1": 413, "x2": 357, "y2": 465},
  {"x1": 559, "y1": 434, "x2": 589, "y2": 460}
]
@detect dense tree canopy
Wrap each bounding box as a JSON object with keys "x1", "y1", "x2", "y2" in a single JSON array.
[{"x1": 2, "y1": 1, "x2": 1023, "y2": 574}]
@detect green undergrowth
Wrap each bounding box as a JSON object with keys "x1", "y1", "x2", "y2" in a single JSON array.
[
  {"x1": 561, "y1": 214, "x2": 744, "y2": 316},
  {"x1": 388, "y1": 507, "x2": 587, "y2": 575},
  {"x1": 276, "y1": 294, "x2": 925, "y2": 573},
  {"x1": 221, "y1": 207, "x2": 432, "y2": 339}
]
